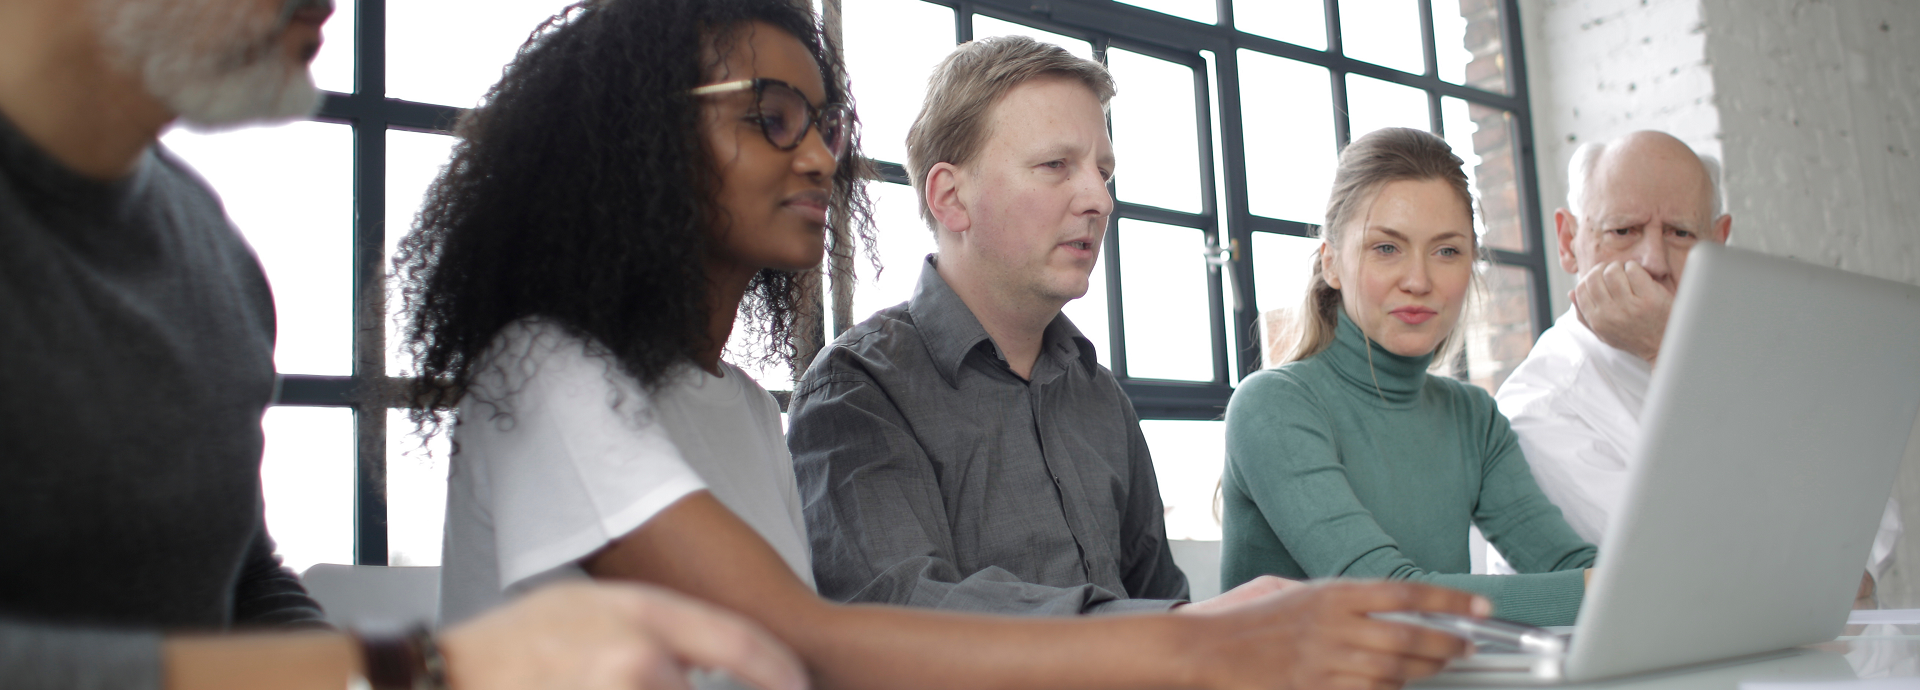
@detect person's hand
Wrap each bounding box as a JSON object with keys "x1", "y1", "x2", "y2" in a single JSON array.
[
  {"x1": 1176, "y1": 575, "x2": 1301, "y2": 615},
  {"x1": 1856, "y1": 571, "x2": 1877, "y2": 610},
  {"x1": 1185, "y1": 579, "x2": 1488, "y2": 690},
  {"x1": 1570, "y1": 261, "x2": 1672, "y2": 365},
  {"x1": 440, "y1": 581, "x2": 808, "y2": 690}
]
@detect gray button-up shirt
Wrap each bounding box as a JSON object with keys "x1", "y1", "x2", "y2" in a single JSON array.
[{"x1": 788, "y1": 256, "x2": 1188, "y2": 615}]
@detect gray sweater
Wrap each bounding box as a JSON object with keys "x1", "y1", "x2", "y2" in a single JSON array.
[{"x1": 0, "y1": 114, "x2": 325, "y2": 690}]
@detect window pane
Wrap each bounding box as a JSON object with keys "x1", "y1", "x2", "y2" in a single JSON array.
[
  {"x1": 1115, "y1": 0, "x2": 1216, "y2": 25},
  {"x1": 1338, "y1": 0, "x2": 1425, "y2": 74},
  {"x1": 1117, "y1": 219, "x2": 1211, "y2": 382},
  {"x1": 1344, "y1": 73, "x2": 1431, "y2": 141},
  {"x1": 387, "y1": 410, "x2": 449, "y2": 566},
  {"x1": 385, "y1": 129, "x2": 459, "y2": 377},
  {"x1": 1251, "y1": 232, "x2": 1321, "y2": 369},
  {"x1": 162, "y1": 122, "x2": 354, "y2": 376},
  {"x1": 311, "y1": 0, "x2": 355, "y2": 94},
  {"x1": 843, "y1": 0, "x2": 957, "y2": 165},
  {"x1": 1436, "y1": 0, "x2": 1510, "y2": 93},
  {"x1": 387, "y1": 1, "x2": 577, "y2": 108},
  {"x1": 1463, "y1": 263, "x2": 1534, "y2": 393},
  {"x1": 1060, "y1": 235, "x2": 1111, "y2": 369},
  {"x1": 1234, "y1": 0, "x2": 1326, "y2": 51},
  {"x1": 1443, "y1": 98, "x2": 1524, "y2": 251},
  {"x1": 846, "y1": 182, "x2": 938, "y2": 325},
  {"x1": 725, "y1": 327, "x2": 795, "y2": 391},
  {"x1": 1237, "y1": 51, "x2": 1335, "y2": 225},
  {"x1": 1109, "y1": 48, "x2": 1203, "y2": 214},
  {"x1": 1141, "y1": 419, "x2": 1225, "y2": 541},
  {"x1": 970, "y1": 15, "x2": 1094, "y2": 60},
  {"x1": 261, "y1": 406, "x2": 355, "y2": 573}
]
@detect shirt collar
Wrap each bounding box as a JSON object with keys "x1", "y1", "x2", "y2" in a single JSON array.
[
  {"x1": 1321, "y1": 307, "x2": 1435, "y2": 406},
  {"x1": 906, "y1": 254, "x2": 1102, "y2": 387}
]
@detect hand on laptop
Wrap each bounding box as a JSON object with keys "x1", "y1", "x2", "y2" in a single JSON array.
[
  {"x1": 1856, "y1": 571, "x2": 1877, "y2": 610},
  {"x1": 1180, "y1": 579, "x2": 1487, "y2": 690},
  {"x1": 1571, "y1": 261, "x2": 1673, "y2": 365}
]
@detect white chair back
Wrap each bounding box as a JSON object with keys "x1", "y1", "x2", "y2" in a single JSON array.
[
  {"x1": 1169, "y1": 539, "x2": 1222, "y2": 601},
  {"x1": 300, "y1": 564, "x2": 441, "y2": 628}
]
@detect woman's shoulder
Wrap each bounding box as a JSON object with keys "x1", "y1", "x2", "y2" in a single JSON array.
[
  {"x1": 1419, "y1": 373, "x2": 1513, "y2": 442},
  {"x1": 466, "y1": 317, "x2": 653, "y2": 407},
  {"x1": 1422, "y1": 371, "x2": 1500, "y2": 409},
  {"x1": 1229, "y1": 364, "x2": 1332, "y2": 417}
]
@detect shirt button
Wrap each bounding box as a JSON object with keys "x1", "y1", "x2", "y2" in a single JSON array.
[{"x1": 1052, "y1": 476, "x2": 1061, "y2": 484}]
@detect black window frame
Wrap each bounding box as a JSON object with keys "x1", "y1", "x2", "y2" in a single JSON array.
[
  {"x1": 276, "y1": 0, "x2": 1551, "y2": 564},
  {"x1": 854, "y1": 0, "x2": 1553, "y2": 420}
]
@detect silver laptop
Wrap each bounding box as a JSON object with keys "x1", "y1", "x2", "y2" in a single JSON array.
[{"x1": 1426, "y1": 243, "x2": 1920, "y2": 685}]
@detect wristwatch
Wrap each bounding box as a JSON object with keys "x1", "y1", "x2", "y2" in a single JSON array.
[{"x1": 352, "y1": 625, "x2": 450, "y2": 690}]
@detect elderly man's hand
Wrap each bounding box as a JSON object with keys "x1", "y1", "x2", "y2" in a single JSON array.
[
  {"x1": 1571, "y1": 261, "x2": 1672, "y2": 364},
  {"x1": 441, "y1": 581, "x2": 809, "y2": 690},
  {"x1": 1185, "y1": 579, "x2": 1486, "y2": 690}
]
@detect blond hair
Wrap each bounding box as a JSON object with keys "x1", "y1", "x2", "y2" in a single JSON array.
[
  {"x1": 1283, "y1": 127, "x2": 1477, "y2": 364},
  {"x1": 905, "y1": 35, "x2": 1115, "y2": 229}
]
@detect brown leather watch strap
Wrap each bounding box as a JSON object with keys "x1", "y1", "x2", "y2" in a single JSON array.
[{"x1": 352, "y1": 626, "x2": 449, "y2": 690}]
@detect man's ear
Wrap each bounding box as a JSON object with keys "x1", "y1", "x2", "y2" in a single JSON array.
[
  {"x1": 1711, "y1": 213, "x2": 1732, "y2": 244},
  {"x1": 926, "y1": 162, "x2": 970, "y2": 236},
  {"x1": 1554, "y1": 208, "x2": 1580, "y2": 274},
  {"x1": 1320, "y1": 241, "x2": 1341, "y2": 290}
]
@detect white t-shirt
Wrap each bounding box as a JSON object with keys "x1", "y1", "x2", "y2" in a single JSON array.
[
  {"x1": 439, "y1": 319, "x2": 814, "y2": 625},
  {"x1": 1491, "y1": 309, "x2": 1901, "y2": 579}
]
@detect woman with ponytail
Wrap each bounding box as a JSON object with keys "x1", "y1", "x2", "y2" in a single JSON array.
[{"x1": 1220, "y1": 128, "x2": 1596, "y2": 627}]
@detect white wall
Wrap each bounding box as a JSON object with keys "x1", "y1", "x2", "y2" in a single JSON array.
[
  {"x1": 1702, "y1": 0, "x2": 1920, "y2": 284},
  {"x1": 1519, "y1": 0, "x2": 1920, "y2": 605}
]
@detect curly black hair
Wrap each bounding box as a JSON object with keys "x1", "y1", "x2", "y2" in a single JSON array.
[{"x1": 395, "y1": 0, "x2": 875, "y2": 429}]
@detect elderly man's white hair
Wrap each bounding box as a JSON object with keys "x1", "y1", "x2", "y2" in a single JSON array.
[{"x1": 1565, "y1": 135, "x2": 1724, "y2": 220}]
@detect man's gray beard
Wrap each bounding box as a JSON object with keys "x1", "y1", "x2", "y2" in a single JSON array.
[{"x1": 97, "y1": 0, "x2": 322, "y2": 132}]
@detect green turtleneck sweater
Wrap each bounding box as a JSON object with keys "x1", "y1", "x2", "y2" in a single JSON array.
[{"x1": 1221, "y1": 310, "x2": 1597, "y2": 626}]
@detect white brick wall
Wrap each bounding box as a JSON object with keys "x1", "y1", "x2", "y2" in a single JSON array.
[
  {"x1": 1519, "y1": 0, "x2": 1920, "y2": 605},
  {"x1": 1703, "y1": 0, "x2": 1920, "y2": 285}
]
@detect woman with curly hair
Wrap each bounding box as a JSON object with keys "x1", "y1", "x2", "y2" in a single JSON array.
[{"x1": 398, "y1": 2, "x2": 1484, "y2": 688}]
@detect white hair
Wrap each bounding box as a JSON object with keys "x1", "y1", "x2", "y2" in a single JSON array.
[
  {"x1": 97, "y1": 0, "x2": 324, "y2": 132},
  {"x1": 1566, "y1": 137, "x2": 1724, "y2": 220}
]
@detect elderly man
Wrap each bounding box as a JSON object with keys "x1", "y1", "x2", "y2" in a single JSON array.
[
  {"x1": 1493, "y1": 131, "x2": 1900, "y2": 596},
  {"x1": 0, "y1": 1, "x2": 805, "y2": 689}
]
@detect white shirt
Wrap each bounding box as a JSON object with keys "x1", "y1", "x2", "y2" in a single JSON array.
[
  {"x1": 1492, "y1": 310, "x2": 1900, "y2": 580},
  {"x1": 440, "y1": 319, "x2": 814, "y2": 626}
]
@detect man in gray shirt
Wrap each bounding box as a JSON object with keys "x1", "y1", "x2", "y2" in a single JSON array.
[
  {"x1": 789, "y1": 36, "x2": 1282, "y2": 615},
  {"x1": 0, "y1": 1, "x2": 806, "y2": 689}
]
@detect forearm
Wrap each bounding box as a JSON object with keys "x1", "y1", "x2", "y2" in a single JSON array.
[
  {"x1": 592, "y1": 493, "x2": 1206, "y2": 690},
  {"x1": 792, "y1": 600, "x2": 1202, "y2": 690},
  {"x1": 164, "y1": 632, "x2": 357, "y2": 690}
]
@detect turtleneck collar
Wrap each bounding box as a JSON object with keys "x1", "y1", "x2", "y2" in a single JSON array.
[{"x1": 1317, "y1": 308, "x2": 1436, "y2": 406}]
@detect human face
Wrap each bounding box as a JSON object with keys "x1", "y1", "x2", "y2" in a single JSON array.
[
  {"x1": 1324, "y1": 178, "x2": 1475, "y2": 358},
  {"x1": 945, "y1": 76, "x2": 1114, "y2": 312},
  {"x1": 701, "y1": 22, "x2": 838, "y2": 283},
  {"x1": 97, "y1": 0, "x2": 332, "y2": 130},
  {"x1": 1558, "y1": 136, "x2": 1729, "y2": 292}
]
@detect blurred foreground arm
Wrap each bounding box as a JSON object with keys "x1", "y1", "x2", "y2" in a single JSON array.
[
  {"x1": 162, "y1": 582, "x2": 805, "y2": 690},
  {"x1": 591, "y1": 491, "x2": 1486, "y2": 690}
]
